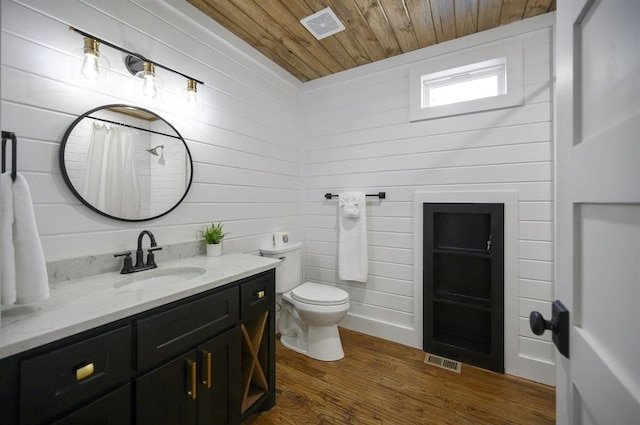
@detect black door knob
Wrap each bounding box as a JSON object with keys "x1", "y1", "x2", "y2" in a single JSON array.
[
  {"x1": 529, "y1": 300, "x2": 570, "y2": 359},
  {"x1": 529, "y1": 311, "x2": 554, "y2": 335}
]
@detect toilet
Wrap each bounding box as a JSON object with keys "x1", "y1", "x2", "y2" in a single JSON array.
[{"x1": 261, "y1": 242, "x2": 350, "y2": 361}]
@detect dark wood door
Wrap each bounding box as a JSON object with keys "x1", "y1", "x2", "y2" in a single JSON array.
[
  {"x1": 136, "y1": 351, "x2": 198, "y2": 425},
  {"x1": 197, "y1": 327, "x2": 242, "y2": 425},
  {"x1": 423, "y1": 203, "x2": 504, "y2": 372}
]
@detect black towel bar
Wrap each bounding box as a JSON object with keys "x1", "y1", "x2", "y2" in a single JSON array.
[
  {"x1": 324, "y1": 192, "x2": 386, "y2": 200},
  {"x1": 1, "y1": 131, "x2": 17, "y2": 182}
]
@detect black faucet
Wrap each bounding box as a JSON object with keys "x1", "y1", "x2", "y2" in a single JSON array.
[{"x1": 114, "y1": 230, "x2": 163, "y2": 274}]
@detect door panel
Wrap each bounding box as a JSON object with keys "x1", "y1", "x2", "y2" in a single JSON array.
[
  {"x1": 576, "y1": 205, "x2": 639, "y2": 374},
  {"x1": 197, "y1": 327, "x2": 241, "y2": 425},
  {"x1": 572, "y1": 204, "x2": 640, "y2": 423},
  {"x1": 136, "y1": 351, "x2": 198, "y2": 425},
  {"x1": 577, "y1": 0, "x2": 640, "y2": 144}
]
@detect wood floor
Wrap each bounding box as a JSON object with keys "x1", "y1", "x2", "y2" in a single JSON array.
[{"x1": 246, "y1": 328, "x2": 555, "y2": 425}]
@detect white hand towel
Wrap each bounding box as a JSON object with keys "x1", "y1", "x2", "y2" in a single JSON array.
[
  {"x1": 338, "y1": 192, "x2": 368, "y2": 282},
  {"x1": 1, "y1": 173, "x2": 16, "y2": 305},
  {"x1": 12, "y1": 173, "x2": 49, "y2": 304},
  {"x1": 339, "y1": 192, "x2": 360, "y2": 217}
]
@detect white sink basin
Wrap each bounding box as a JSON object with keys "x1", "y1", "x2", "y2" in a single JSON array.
[{"x1": 114, "y1": 267, "x2": 207, "y2": 289}]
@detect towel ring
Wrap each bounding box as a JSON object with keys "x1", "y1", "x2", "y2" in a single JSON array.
[{"x1": 1, "y1": 131, "x2": 18, "y2": 182}]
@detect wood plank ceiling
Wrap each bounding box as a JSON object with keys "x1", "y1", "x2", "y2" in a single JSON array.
[{"x1": 187, "y1": 0, "x2": 556, "y2": 82}]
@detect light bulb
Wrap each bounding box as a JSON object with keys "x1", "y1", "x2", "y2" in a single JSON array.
[
  {"x1": 135, "y1": 62, "x2": 160, "y2": 99},
  {"x1": 185, "y1": 80, "x2": 199, "y2": 112},
  {"x1": 81, "y1": 52, "x2": 100, "y2": 80},
  {"x1": 142, "y1": 74, "x2": 157, "y2": 98},
  {"x1": 71, "y1": 35, "x2": 109, "y2": 86},
  {"x1": 186, "y1": 90, "x2": 198, "y2": 111},
  {"x1": 81, "y1": 38, "x2": 101, "y2": 81}
]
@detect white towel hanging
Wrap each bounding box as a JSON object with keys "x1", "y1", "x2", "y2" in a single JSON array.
[
  {"x1": 338, "y1": 192, "x2": 368, "y2": 282},
  {"x1": 1, "y1": 172, "x2": 16, "y2": 305},
  {"x1": 12, "y1": 173, "x2": 49, "y2": 304}
]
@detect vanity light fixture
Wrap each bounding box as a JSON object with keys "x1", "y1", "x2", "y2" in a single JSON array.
[
  {"x1": 80, "y1": 38, "x2": 101, "y2": 80},
  {"x1": 124, "y1": 55, "x2": 163, "y2": 101},
  {"x1": 72, "y1": 36, "x2": 110, "y2": 84},
  {"x1": 134, "y1": 62, "x2": 163, "y2": 100},
  {"x1": 184, "y1": 79, "x2": 202, "y2": 112},
  {"x1": 69, "y1": 26, "x2": 204, "y2": 111}
]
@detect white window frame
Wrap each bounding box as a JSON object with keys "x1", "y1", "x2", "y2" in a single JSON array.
[
  {"x1": 409, "y1": 39, "x2": 524, "y2": 121},
  {"x1": 422, "y1": 59, "x2": 505, "y2": 107}
]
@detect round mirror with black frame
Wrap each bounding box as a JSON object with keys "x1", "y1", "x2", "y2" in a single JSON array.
[{"x1": 59, "y1": 104, "x2": 193, "y2": 222}]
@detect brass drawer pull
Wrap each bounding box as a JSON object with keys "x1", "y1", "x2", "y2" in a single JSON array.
[
  {"x1": 201, "y1": 350, "x2": 212, "y2": 388},
  {"x1": 187, "y1": 360, "x2": 197, "y2": 400},
  {"x1": 255, "y1": 290, "x2": 265, "y2": 299},
  {"x1": 75, "y1": 363, "x2": 95, "y2": 381}
]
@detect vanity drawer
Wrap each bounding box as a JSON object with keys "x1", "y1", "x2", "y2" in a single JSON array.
[
  {"x1": 20, "y1": 326, "x2": 132, "y2": 425},
  {"x1": 241, "y1": 272, "x2": 274, "y2": 320},
  {"x1": 136, "y1": 286, "x2": 239, "y2": 372},
  {"x1": 53, "y1": 384, "x2": 131, "y2": 425}
]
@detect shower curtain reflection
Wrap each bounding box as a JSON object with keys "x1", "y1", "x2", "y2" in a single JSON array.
[{"x1": 83, "y1": 123, "x2": 141, "y2": 217}]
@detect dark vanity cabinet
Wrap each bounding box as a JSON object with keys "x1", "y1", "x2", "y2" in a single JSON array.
[{"x1": 0, "y1": 269, "x2": 276, "y2": 425}]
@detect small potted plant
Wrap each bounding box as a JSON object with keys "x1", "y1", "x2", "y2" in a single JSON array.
[{"x1": 200, "y1": 222, "x2": 228, "y2": 257}]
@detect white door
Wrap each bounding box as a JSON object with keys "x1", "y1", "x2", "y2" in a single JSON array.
[{"x1": 555, "y1": 0, "x2": 640, "y2": 424}]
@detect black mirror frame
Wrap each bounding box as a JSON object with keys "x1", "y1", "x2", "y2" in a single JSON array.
[{"x1": 59, "y1": 104, "x2": 194, "y2": 222}]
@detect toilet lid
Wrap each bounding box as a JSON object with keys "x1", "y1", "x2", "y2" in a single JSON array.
[{"x1": 291, "y1": 282, "x2": 349, "y2": 306}]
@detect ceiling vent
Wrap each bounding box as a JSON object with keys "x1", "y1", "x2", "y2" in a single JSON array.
[{"x1": 300, "y1": 7, "x2": 346, "y2": 40}]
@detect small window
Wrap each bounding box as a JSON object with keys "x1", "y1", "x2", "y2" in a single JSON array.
[
  {"x1": 409, "y1": 39, "x2": 523, "y2": 121},
  {"x1": 422, "y1": 60, "x2": 506, "y2": 108}
]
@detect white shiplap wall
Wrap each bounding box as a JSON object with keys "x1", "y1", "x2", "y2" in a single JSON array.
[
  {"x1": 302, "y1": 15, "x2": 555, "y2": 385},
  {"x1": 0, "y1": 0, "x2": 302, "y2": 261}
]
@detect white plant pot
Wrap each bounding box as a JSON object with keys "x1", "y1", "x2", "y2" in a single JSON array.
[{"x1": 206, "y1": 243, "x2": 222, "y2": 257}]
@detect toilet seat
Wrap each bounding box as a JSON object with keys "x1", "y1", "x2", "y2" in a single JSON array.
[{"x1": 291, "y1": 282, "x2": 349, "y2": 306}]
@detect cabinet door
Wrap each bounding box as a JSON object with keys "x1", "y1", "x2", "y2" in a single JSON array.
[
  {"x1": 240, "y1": 271, "x2": 276, "y2": 416},
  {"x1": 197, "y1": 327, "x2": 241, "y2": 425},
  {"x1": 136, "y1": 351, "x2": 198, "y2": 425},
  {"x1": 53, "y1": 385, "x2": 131, "y2": 425}
]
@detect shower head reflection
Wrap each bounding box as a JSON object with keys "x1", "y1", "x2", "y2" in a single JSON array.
[
  {"x1": 146, "y1": 144, "x2": 164, "y2": 156},
  {"x1": 146, "y1": 144, "x2": 165, "y2": 165}
]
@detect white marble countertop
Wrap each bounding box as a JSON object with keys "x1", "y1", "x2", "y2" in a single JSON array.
[{"x1": 0, "y1": 253, "x2": 280, "y2": 360}]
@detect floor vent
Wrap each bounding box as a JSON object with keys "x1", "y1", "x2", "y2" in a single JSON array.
[
  {"x1": 300, "y1": 7, "x2": 346, "y2": 40},
  {"x1": 424, "y1": 353, "x2": 462, "y2": 373}
]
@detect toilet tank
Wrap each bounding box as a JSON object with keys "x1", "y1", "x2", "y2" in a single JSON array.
[{"x1": 260, "y1": 242, "x2": 301, "y2": 294}]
